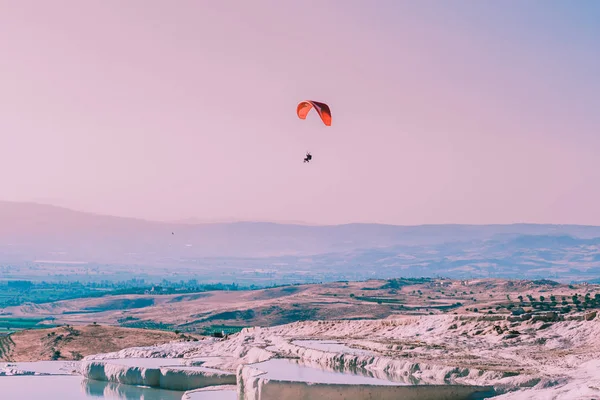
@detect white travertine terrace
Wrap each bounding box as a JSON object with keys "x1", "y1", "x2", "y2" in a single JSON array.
[{"x1": 75, "y1": 312, "x2": 600, "y2": 399}]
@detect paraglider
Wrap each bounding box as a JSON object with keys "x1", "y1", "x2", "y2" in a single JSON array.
[
  {"x1": 296, "y1": 100, "x2": 331, "y2": 126},
  {"x1": 297, "y1": 100, "x2": 331, "y2": 163}
]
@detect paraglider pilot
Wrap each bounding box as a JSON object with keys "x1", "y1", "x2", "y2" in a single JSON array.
[{"x1": 303, "y1": 152, "x2": 312, "y2": 163}]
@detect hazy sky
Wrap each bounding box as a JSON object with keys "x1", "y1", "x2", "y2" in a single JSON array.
[{"x1": 1, "y1": 1, "x2": 599, "y2": 225}]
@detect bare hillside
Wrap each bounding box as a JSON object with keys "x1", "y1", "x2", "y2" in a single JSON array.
[
  {"x1": 6, "y1": 278, "x2": 599, "y2": 335},
  {"x1": 0, "y1": 325, "x2": 197, "y2": 362}
]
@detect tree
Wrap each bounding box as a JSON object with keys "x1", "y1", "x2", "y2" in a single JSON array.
[{"x1": 583, "y1": 293, "x2": 592, "y2": 308}]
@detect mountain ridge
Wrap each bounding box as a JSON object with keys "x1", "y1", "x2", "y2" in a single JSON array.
[
  {"x1": 4, "y1": 200, "x2": 600, "y2": 229},
  {"x1": 2, "y1": 201, "x2": 600, "y2": 271}
]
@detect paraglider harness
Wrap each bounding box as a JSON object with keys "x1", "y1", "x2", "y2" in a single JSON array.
[{"x1": 303, "y1": 152, "x2": 312, "y2": 163}]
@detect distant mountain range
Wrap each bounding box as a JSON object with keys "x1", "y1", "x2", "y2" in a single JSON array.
[
  {"x1": 1, "y1": 201, "x2": 600, "y2": 281},
  {"x1": 171, "y1": 217, "x2": 313, "y2": 225}
]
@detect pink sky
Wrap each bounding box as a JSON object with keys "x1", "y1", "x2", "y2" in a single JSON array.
[{"x1": 1, "y1": 1, "x2": 599, "y2": 225}]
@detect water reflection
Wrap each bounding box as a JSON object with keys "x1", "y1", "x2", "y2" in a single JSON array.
[
  {"x1": 288, "y1": 357, "x2": 423, "y2": 385},
  {"x1": 83, "y1": 378, "x2": 184, "y2": 400},
  {"x1": 250, "y1": 358, "x2": 403, "y2": 386},
  {"x1": 288, "y1": 340, "x2": 424, "y2": 384},
  {"x1": 0, "y1": 375, "x2": 184, "y2": 400}
]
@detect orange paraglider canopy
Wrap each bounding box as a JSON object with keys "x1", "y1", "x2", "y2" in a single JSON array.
[{"x1": 297, "y1": 100, "x2": 332, "y2": 126}]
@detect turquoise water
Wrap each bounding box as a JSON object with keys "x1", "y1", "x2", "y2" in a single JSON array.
[
  {"x1": 0, "y1": 361, "x2": 78, "y2": 375},
  {"x1": 0, "y1": 376, "x2": 185, "y2": 400},
  {"x1": 184, "y1": 389, "x2": 237, "y2": 400}
]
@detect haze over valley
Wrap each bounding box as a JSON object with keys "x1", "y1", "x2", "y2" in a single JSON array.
[{"x1": 3, "y1": 201, "x2": 600, "y2": 286}]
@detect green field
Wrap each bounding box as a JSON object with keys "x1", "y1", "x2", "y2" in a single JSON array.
[
  {"x1": 118, "y1": 319, "x2": 175, "y2": 331},
  {"x1": 355, "y1": 296, "x2": 404, "y2": 304},
  {"x1": 199, "y1": 325, "x2": 247, "y2": 336},
  {"x1": 0, "y1": 317, "x2": 55, "y2": 331}
]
